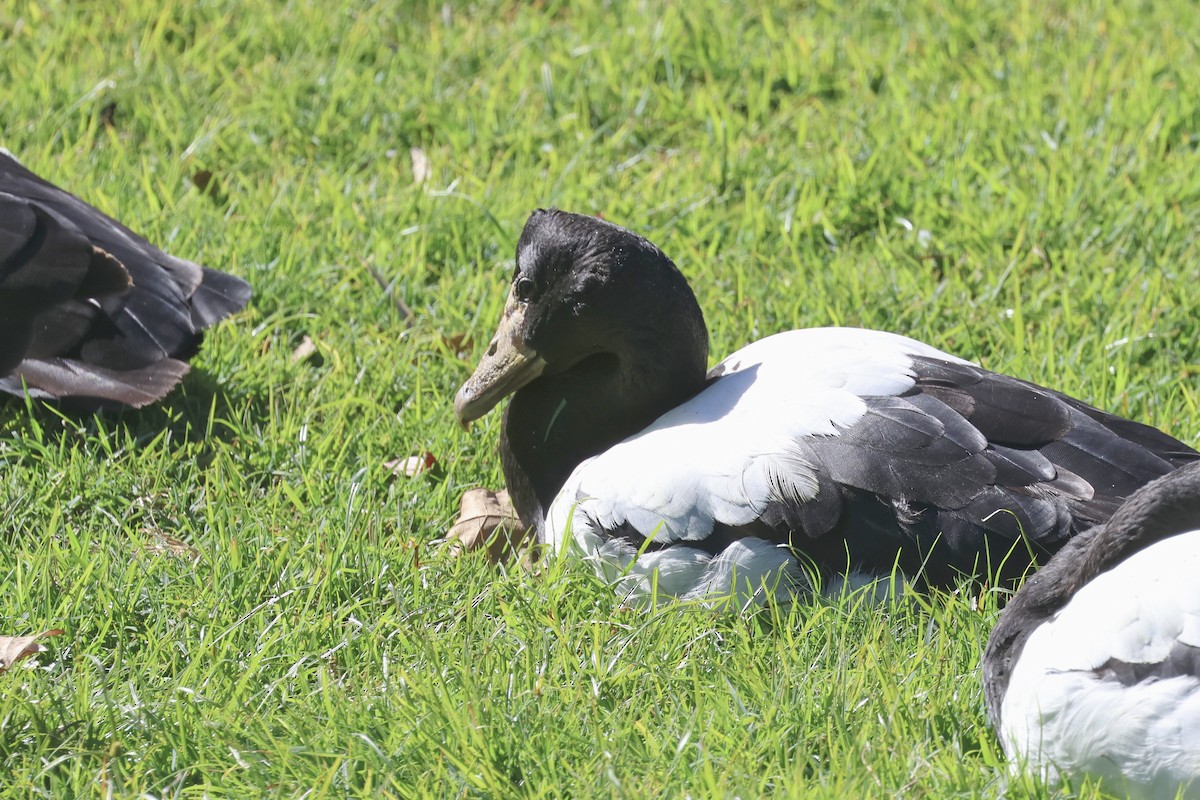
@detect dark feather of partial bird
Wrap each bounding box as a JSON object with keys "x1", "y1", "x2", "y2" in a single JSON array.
[{"x1": 0, "y1": 152, "x2": 250, "y2": 408}]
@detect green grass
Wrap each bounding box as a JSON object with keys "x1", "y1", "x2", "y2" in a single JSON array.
[{"x1": 2, "y1": 0, "x2": 1199, "y2": 796}]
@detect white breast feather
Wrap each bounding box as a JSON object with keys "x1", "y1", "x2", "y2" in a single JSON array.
[
  {"x1": 1001, "y1": 529, "x2": 1200, "y2": 799},
  {"x1": 544, "y1": 327, "x2": 966, "y2": 603}
]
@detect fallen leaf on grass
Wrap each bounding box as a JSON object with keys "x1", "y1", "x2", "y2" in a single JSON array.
[
  {"x1": 441, "y1": 332, "x2": 473, "y2": 358},
  {"x1": 446, "y1": 487, "x2": 531, "y2": 563},
  {"x1": 192, "y1": 169, "x2": 215, "y2": 192},
  {"x1": 144, "y1": 532, "x2": 201, "y2": 559},
  {"x1": 191, "y1": 169, "x2": 229, "y2": 206},
  {"x1": 98, "y1": 101, "x2": 118, "y2": 128},
  {"x1": 385, "y1": 452, "x2": 438, "y2": 477},
  {"x1": 410, "y1": 147, "x2": 432, "y2": 184},
  {"x1": 409, "y1": 333, "x2": 475, "y2": 366},
  {"x1": 290, "y1": 334, "x2": 319, "y2": 364},
  {"x1": 0, "y1": 630, "x2": 63, "y2": 673}
]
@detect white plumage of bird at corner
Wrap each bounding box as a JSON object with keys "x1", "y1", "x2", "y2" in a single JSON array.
[{"x1": 999, "y1": 529, "x2": 1200, "y2": 799}]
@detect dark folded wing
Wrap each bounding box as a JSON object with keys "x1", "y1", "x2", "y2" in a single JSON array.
[{"x1": 0, "y1": 152, "x2": 250, "y2": 407}]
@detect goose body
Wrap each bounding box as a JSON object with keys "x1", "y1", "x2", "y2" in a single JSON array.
[
  {"x1": 984, "y1": 462, "x2": 1200, "y2": 798},
  {"x1": 456, "y1": 210, "x2": 1197, "y2": 603},
  {"x1": 0, "y1": 150, "x2": 250, "y2": 408}
]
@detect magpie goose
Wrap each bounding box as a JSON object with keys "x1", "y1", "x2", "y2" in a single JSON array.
[
  {"x1": 0, "y1": 150, "x2": 250, "y2": 408},
  {"x1": 983, "y1": 461, "x2": 1200, "y2": 798},
  {"x1": 455, "y1": 209, "x2": 1197, "y2": 604}
]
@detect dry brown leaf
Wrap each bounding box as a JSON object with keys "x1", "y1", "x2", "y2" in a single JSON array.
[
  {"x1": 191, "y1": 169, "x2": 221, "y2": 195},
  {"x1": 410, "y1": 147, "x2": 432, "y2": 184},
  {"x1": 385, "y1": 452, "x2": 438, "y2": 478},
  {"x1": 442, "y1": 332, "x2": 473, "y2": 358},
  {"x1": 446, "y1": 487, "x2": 531, "y2": 563},
  {"x1": 290, "y1": 334, "x2": 318, "y2": 364},
  {"x1": 191, "y1": 169, "x2": 227, "y2": 205},
  {"x1": 98, "y1": 101, "x2": 118, "y2": 128},
  {"x1": 144, "y1": 533, "x2": 201, "y2": 559},
  {"x1": 192, "y1": 169, "x2": 214, "y2": 192},
  {"x1": 0, "y1": 630, "x2": 63, "y2": 673}
]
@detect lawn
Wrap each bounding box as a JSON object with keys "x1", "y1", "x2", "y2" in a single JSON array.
[{"x1": 2, "y1": 0, "x2": 1199, "y2": 796}]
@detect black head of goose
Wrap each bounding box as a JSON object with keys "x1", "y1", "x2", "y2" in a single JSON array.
[
  {"x1": 0, "y1": 150, "x2": 250, "y2": 409},
  {"x1": 456, "y1": 209, "x2": 1198, "y2": 604},
  {"x1": 983, "y1": 461, "x2": 1200, "y2": 797}
]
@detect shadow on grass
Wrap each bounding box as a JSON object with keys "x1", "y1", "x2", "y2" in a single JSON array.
[{"x1": 0, "y1": 367, "x2": 271, "y2": 462}]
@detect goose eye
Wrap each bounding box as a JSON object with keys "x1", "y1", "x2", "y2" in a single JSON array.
[{"x1": 514, "y1": 276, "x2": 536, "y2": 302}]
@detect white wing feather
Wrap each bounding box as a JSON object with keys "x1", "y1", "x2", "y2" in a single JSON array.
[{"x1": 1001, "y1": 529, "x2": 1200, "y2": 798}]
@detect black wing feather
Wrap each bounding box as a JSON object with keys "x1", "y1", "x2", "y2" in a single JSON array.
[
  {"x1": 731, "y1": 355, "x2": 1195, "y2": 587},
  {"x1": 912, "y1": 357, "x2": 1074, "y2": 446},
  {"x1": 0, "y1": 151, "x2": 250, "y2": 408},
  {"x1": 1039, "y1": 409, "x2": 1179, "y2": 496}
]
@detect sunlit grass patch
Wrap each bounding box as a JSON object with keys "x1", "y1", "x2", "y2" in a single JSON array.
[{"x1": 2, "y1": 0, "x2": 1198, "y2": 796}]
